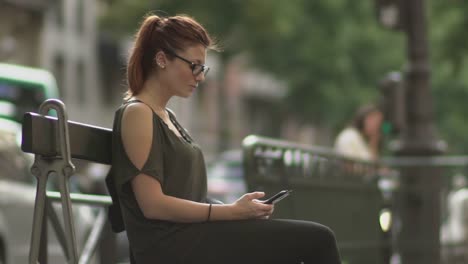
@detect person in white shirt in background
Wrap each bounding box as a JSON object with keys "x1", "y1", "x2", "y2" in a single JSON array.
[
  {"x1": 334, "y1": 104, "x2": 384, "y2": 161},
  {"x1": 441, "y1": 174, "x2": 468, "y2": 263}
]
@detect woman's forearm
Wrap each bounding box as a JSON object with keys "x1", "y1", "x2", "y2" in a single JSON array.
[
  {"x1": 146, "y1": 194, "x2": 240, "y2": 222},
  {"x1": 132, "y1": 174, "x2": 244, "y2": 222}
]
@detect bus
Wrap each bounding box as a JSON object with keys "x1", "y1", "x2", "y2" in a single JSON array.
[{"x1": 0, "y1": 63, "x2": 59, "y2": 124}]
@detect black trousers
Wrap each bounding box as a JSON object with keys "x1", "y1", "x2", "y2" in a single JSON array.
[{"x1": 138, "y1": 219, "x2": 341, "y2": 264}]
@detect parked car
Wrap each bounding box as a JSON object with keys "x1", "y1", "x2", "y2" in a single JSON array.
[
  {"x1": 0, "y1": 118, "x2": 97, "y2": 264},
  {"x1": 207, "y1": 150, "x2": 246, "y2": 203}
]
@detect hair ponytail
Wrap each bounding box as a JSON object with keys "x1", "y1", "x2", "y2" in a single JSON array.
[{"x1": 126, "y1": 16, "x2": 160, "y2": 100}]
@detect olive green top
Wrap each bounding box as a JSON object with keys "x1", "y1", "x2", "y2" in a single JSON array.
[{"x1": 110, "y1": 100, "x2": 207, "y2": 255}]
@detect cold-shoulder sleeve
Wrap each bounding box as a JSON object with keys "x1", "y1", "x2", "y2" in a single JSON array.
[
  {"x1": 111, "y1": 105, "x2": 166, "y2": 196},
  {"x1": 138, "y1": 116, "x2": 166, "y2": 184}
]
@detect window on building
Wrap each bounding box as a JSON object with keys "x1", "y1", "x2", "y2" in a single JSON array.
[
  {"x1": 77, "y1": 61, "x2": 85, "y2": 103},
  {"x1": 52, "y1": 0, "x2": 64, "y2": 27},
  {"x1": 77, "y1": 0, "x2": 84, "y2": 34}
]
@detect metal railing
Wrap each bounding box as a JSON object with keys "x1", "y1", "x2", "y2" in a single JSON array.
[
  {"x1": 242, "y1": 135, "x2": 388, "y2": 264},
  {"x1": 243, "y1": 135, "x2": 468, "y2": 264}
]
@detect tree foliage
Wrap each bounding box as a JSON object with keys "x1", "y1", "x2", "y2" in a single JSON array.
[{"x1": 429, "y1": 0, "x2": 468, "y2": 153}]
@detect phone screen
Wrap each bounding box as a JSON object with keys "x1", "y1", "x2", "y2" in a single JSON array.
[{"x1": 262, "y1": 190, "x2": 292, "y2": 204}]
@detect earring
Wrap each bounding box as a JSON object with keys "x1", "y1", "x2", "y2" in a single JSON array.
[{"x1": 158, "y1": 63, "x2": 165, "y2": 69}]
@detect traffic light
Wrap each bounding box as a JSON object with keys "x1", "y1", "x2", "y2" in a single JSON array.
[
  {"x1": 375, "y1": 0, "x2": 407, "y2": 31},
  {"x1": 379, "y1": 71, "x2": 405, "y2": 136}
]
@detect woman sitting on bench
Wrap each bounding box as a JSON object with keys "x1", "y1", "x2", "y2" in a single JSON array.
[{"x1": 109, "y1": 13, "x2": 342, "y2": 264}]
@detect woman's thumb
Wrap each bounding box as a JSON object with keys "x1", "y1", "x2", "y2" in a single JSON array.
[{"x1": 250, "y1": 192, "x2": 265, "y2": 200}]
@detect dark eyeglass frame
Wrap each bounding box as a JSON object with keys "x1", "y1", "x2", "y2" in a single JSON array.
[{"x1": 166, "y1": 50, "x2": 210, "y2": 77}]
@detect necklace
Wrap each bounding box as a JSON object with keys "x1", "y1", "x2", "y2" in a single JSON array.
[{"x1": 168, "y1": 111, "x2": 193, "y2": 144}]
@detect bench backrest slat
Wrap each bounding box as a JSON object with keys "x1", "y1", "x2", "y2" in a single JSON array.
[{"x1": 21, "y1": 112, "x2": 112, "y2": 164}]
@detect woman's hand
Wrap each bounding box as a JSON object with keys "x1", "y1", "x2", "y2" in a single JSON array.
[{"x1": 232, "y1": 192, "x2": 274, "y2": 220}]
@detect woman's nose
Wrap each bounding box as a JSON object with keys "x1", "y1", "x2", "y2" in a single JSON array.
[{"x1": 195, "y1": 72, "x2": 206, "y2": 82}]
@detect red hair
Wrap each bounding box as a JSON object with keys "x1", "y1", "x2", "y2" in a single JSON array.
[{"x1": 125, "y1": 14, "x2": 217, "y2": 99}]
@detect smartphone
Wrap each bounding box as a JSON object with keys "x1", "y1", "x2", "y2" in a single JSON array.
[{"x1": 262, "y1": 190, "x2": 292, "y2": 204}]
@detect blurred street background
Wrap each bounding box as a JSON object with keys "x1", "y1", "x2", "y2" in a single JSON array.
[
  {"x1": 1, "y1": 0, "x2": 468, "y2": 157},
  {"x1": 1, "y1": 0, "x2": 468, "y2": 264}
]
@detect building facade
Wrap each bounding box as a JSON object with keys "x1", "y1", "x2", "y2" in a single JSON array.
[
  {"x1": 0, "y1": 1, "x2": 46, "y2": 66},
  {"x1": 40, "y1": 0, "x2": 117, "y2": 127}
]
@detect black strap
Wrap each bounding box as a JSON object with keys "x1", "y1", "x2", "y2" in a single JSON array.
[{"x1": 167, "y1": 110, "x2": 193, "y2": 144}]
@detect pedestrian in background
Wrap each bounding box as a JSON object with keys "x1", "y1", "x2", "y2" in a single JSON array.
[{"x1": 334, "y1": 104, "x2": 384, "y2": 161}]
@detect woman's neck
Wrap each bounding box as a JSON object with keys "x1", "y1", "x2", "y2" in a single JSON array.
[{"x1": 135, "y1": 75, "x2": 171, "y2": 114}]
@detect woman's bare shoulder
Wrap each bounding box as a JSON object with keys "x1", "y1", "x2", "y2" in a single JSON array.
[{"x1": 121, "y1": 102, "x2": 154, "y2": 169}]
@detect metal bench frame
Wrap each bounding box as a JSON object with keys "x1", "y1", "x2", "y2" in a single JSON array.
[{"x1": 22, "y1": 99, "x2": 112, "y2": 264}]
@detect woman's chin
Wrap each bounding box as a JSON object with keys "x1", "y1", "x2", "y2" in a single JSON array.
[{"x1": 178, "y1": 92, "x2": 192, "y2": 98}]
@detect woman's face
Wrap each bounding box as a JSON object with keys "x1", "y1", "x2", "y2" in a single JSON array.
[
  {"x1": 364, "y1": 110, "x2": 383, "y2": 138},
  {"x1": 165, "y1": 44, "x2": 208, "y2": 98}
]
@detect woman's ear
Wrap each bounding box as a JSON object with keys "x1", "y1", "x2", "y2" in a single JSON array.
[{"x1": 155, "y1": 51, "x2": 167, "y2": 69}]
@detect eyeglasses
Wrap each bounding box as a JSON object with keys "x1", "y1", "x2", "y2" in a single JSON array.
[{"x1": 167, "y1": 50, "x2": 210, "y2": 77}]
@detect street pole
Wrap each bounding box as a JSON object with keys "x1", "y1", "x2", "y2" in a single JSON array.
[{"x1": 392, "y1": 0, "x2": 446, "y2": 263}]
